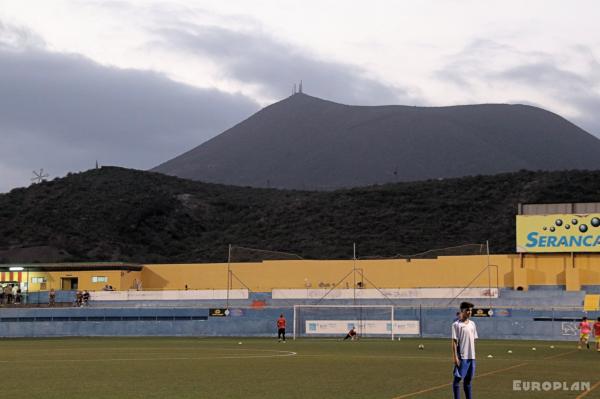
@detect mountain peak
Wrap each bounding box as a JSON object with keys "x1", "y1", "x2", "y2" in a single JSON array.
[{"x1": 153, "y1": 96, "x2": 600, "y2": 190}]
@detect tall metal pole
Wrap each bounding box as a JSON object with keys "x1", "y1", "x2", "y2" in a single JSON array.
[
  {"x1": 353, "y1": 243, "x2": 356, "y2": 306},
  {"x1": 487, "y1": 240, "x2": 492, "y2": 308},
  {"x1": 227, "y1": 244, "x2": 231, "y2": 309},
  {"x1": 293, "y1": 305, "x2": 297, "y2": 340},
  {"x1": 26, "y1": 267, "x2": 29, "y2": 304}
]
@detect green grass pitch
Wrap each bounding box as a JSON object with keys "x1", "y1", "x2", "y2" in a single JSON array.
[{"x1": 1, "y1": 337, "x2": 598, "y2": 398}]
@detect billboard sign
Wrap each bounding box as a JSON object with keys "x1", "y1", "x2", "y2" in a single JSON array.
[
  {"x1": 516, "y1": 214, "x2": 600, "y2": 253},
  {"x1": 305, "y1": 320, "x2": 420, "y2": 335}
]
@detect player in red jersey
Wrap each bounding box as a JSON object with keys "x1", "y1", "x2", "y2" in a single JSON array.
[
  {"x1": 578, "y1": 316, "x2": 592, "y2": 349},
  {"x1": 593, "y1": 317, "x2": 600, "y2": 352},
  {"x1": 277, "y1": 314, "x2": 286, "y2": 342}
]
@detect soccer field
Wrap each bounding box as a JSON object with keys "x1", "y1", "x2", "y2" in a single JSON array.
[{"x1": 2, "y1": 337, "x2": 598, "y2": 398}]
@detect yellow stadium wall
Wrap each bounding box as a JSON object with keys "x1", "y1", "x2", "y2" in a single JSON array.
[
  {"x1": 17, "y1": 253, "x2": 600, "y2": 293},
  {"x1": 142, "y1": 253, "x2": 600, "y2": 292},
  {"x1": 25, "y1": 270, "x2": 141, "y2": 292}
]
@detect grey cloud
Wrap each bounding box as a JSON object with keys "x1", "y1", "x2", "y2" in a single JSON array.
[
  {"x1": 152, "y1": 24, "x2": 420, "y2": 106},
  {"x1": 435, "y1": 40, "x2": 600, "y2": 137},
  {"x1": 0, "y1": 41, "x2": 260, "y2": 193},
  {"x1": 495, "y1": 63, "x2": 589, "y2": 92},
  {"x1": 496, "y1": 62, "x2": 600, "y2": 136},
  {"x1": 0, "y1": 21, "x2": 46, "y2": 49}
]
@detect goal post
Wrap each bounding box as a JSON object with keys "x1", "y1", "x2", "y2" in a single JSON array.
[{"x1": 293, "y1": 305, "x2": 397, "y2": 340}]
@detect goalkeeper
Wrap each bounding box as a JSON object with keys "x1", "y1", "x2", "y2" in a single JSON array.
[{"x1": 343, "y1": 326, "x2": 358, "y2": 340}]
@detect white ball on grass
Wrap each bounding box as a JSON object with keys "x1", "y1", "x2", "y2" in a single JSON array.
[
  {"x1": 507, "y1": 350, "x2": 513, "y2": 354},
  {"x1": 238, "y1": 342, "x2": 242, "y2": 345},
  {"x1": 531, "y1": 347, "x2": 536, "y2": 351}
]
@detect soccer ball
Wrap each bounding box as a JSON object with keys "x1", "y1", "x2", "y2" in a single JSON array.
[
  {"x1": 238, "y1": 342, "x2": 242, "y2": 345},
  {"x1": 531, "y1": 347, "x2": 536, "y2": 351},
  {"x1": 418, "y1": 344, "x2": 425, "y2": 350},
  {"x1": 550, "y1": 345, "x2": 555, "y2": 349},
  {"x1": 507, "y1": 350, "x2": 513, "y2": 354}
]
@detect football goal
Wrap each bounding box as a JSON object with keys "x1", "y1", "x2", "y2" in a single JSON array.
[{"x1": 293, "y1": 305, "x2": 411, "y2": 340}]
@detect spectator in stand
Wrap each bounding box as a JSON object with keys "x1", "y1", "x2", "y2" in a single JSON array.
[
  {"x1": 15, "y1": 286, "x2": 21, "y2": 304},
  {"x1": 75, "y1": 290, "x2": 83, "y2": 307},
  {"x1": 48, "y1": 288, "x2": 56, "y2": 306},
  {"x1": 4, "y1": 284, "x2": 12, "y2": 304},
  {"x1": 82, "y1": 290, "x2": 90, "y2": 306},
  {"x1": 12, "y1": 284, "x2": 18, "y2": 304}
]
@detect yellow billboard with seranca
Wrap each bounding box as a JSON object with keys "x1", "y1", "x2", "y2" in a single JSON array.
[{"x1": 516, "y1": 214, "x2": 600, "y2": 253}]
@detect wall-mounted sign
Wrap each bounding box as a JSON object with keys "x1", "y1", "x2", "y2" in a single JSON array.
[
  {"x1": 471, "y1": 308, "x2": 493, "y2": 317},
  {"x1": 209, "y1": 308, "x2": 230, "y2": 317},
  {"x1": 517, "y1": 214, "x2": 600, "y2": 253}
]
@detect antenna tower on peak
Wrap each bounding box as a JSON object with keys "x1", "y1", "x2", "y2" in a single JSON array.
[{"x1": 299, "y1": 80, "x2": 303, "y2": 93}]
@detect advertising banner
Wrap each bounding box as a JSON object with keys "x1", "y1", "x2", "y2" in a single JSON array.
[
  {"x1": 472, "y1": 308, "x2": 493, "y2": 317},
  {"x1": 305, "y1": 320, "x2": 420, "y2": 335},
  {"x1": 516, "y1": 214, "x2": 600, "y2": 253},
  {"x1": 93, "y1": 289, "x2": 248, "y2": 301},
  {"x1": 273, "y1": 287, "x2": 498, "y2": 300},
  {"x1": 209, "y1": 308, "x2": 229, "y2": 317}
]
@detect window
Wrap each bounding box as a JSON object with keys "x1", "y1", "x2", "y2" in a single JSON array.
[
  {"x1": 92, "y1": 276, "x2": 108, "y2": 283},
  {"x1": 31, "y1": 277, "x2": 46, "y2": 283}
]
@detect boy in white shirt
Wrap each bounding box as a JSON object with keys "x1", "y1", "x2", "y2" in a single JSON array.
[{"x1": 452, "y1": 301, "x2": 478, "y2": 399}]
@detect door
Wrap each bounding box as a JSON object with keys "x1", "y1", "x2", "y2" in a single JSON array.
[{"x1": 61, "y1": 278, "x2": 78, "y2": 290}]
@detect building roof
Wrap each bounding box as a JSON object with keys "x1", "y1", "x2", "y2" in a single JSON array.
[{"x1": 0, "y1": 262, "x2": 143, "y2": 272}]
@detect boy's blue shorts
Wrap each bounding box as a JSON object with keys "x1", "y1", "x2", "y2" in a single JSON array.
[{"x1": 453, "y1": 359, "x2": 476, "y2": 380}]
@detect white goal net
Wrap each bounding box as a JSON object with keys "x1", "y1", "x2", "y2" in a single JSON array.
[{"x1": 293, "y1": 305, "x2": 408, "y2": 340}]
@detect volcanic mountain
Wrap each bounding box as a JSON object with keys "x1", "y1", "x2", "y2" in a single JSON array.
[{"x1": 153, "y1": 93, "x2": 600, "y2": 190}]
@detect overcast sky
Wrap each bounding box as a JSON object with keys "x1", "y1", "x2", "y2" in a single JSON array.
[{"x1": 1, "y1": 0, "x2": 599, "y2": 192}]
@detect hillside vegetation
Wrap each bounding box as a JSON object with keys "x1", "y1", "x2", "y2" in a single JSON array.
[{"x1": 1, "y1": 167, "x2": 599, "y2": 263}]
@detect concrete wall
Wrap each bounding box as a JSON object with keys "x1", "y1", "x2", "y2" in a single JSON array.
[{"x1": 0, "y1": 305, "x2": 597, "y2": 341}]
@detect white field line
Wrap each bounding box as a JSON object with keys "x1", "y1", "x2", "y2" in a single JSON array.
[
  {"x1": 0, "y1": 348, "x2": 297, "y2": 363},
  {"x1": 391, "y1": 348, "x2": 581, "y2": 398},
  {"x1": 576, "y1": 379, "x2": 600, "y2": 399}
]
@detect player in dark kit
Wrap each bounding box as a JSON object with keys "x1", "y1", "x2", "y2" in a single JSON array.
[
  {"x1": 343, "y1": 326, "x2": 357, "y2": 340},
  {"x1": 277, "y1": 314, "x2": 286, "y2": 342}
]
